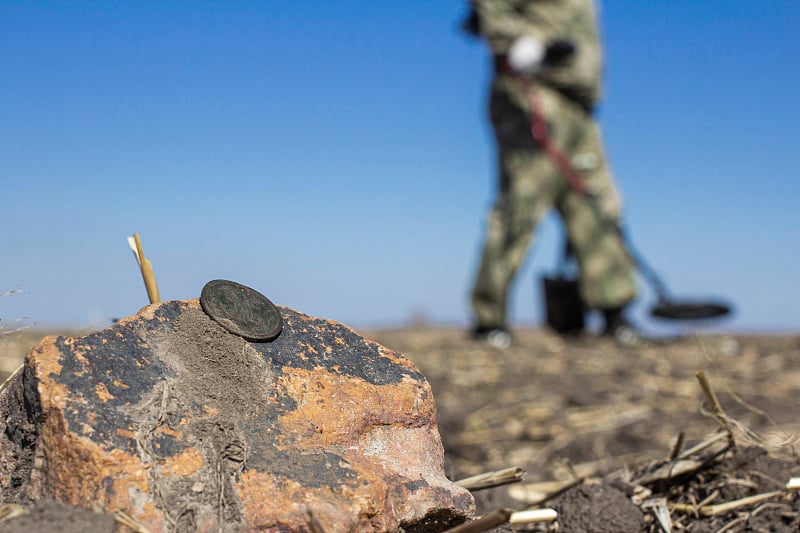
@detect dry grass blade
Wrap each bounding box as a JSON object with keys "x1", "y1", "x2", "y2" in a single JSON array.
[
  {"x1": 303, "y1": 509, "x2": 327, "y2": 533},
  {"x1": 669, "y1": 431, "x2": 685, "y2": 461},
  {"x1": 0, "y1": 364, "x2": 23, "y2": 395},
  {"x1": 128, "y1": 233, "x2": 161, "y2": 304},
  {"x1": 717, "y1": 389, "x2": 800, "y2": 461},
  {"x1": 508, "y1": 480, "x2": 568, "y2": 504},
  {"x1": 715, "y1": 515, "x2": 748, "y2": 533},
  {"x1": 0, "y1": 289, "x2": 32, "y2": 336},
  {"x1": 634, "y1": 435, "x2": 730, "y2": 487},
  {"x1": 0, "y1": 503, "x2": 27, "y2": 522},
  {"x1": 675, "y1": 431, "x2": 729, "y2": 461},
  {"x1": 509, "y1": 508, "x2": 558, "y2": 524},
  {"x1": 441, "y1": 509, "x2": 512, "y2": 533},
  {"x1": 560, "y1": 454, "x2": 642, "y2": 480},
  {"x1": 565, "y1": 404, "x2": 652, "y2": 433},
  {"x1": 635, "y1": 459, "x2": 704, "y2": 487},
  {"x1": 696, "y1": 490, "x2": 720, "y2": 508},
  {"x1": 641, "y1": 498, "x2": 672, "y2": 533},
  {"x1": 0, "y1": 319, "x2": 32, "y2": 336},
  {"x1": 114, "y1": 509, "x2": 153, "y2": 533},
  {"x1": 455, "y1": 466, "x2": 525, "y2": 491},
  {"x1": 696, "y1": 371, "x2": 734, "y2": 441},
  {"x1": 671, "y1": 490, "x2": 785, "y2": 517},
  {"x1": 0, "y1": 289, "x2": 23, "y2": 299}
]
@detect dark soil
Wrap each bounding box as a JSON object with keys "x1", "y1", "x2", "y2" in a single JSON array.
[{"x1": 554, "y1": 484, "x2": 643, "y2": 532}]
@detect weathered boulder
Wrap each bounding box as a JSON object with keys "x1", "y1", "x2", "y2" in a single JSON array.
[{"x1": 0, "y1": 299, "x2": 474, "y2": 532}]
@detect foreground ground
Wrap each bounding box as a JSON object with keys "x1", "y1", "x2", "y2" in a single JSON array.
[
  {"x1": 369, "y1": 327, "x2": 800, "y2": 531},
  {"x1": 2, "y1": 326, "x2": 799, "y2": 531}
]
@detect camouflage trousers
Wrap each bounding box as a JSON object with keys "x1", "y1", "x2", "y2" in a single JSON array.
[{"x1": 471, "y1": 79, "x2": 637, "y2": 329}]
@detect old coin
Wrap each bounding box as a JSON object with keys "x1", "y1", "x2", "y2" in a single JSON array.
[{"x1": 200, "y1": 280, "x2": 283, "y2": 341}]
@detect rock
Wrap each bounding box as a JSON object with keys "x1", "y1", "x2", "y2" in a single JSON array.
[{"x1": 0, "y1": 299, "x2": 474, "y2": 532}]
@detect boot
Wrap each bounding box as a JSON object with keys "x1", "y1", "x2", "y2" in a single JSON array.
[
  {"x1": 470, "y1": 324, "x2": 512, "y2": 349},
  {"x1": 603, "y1": 307, "x2": 647, "y2": 348}
]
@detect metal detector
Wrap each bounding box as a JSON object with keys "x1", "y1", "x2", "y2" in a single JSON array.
[{"x1": 521, "y1": 80, "x2": 733, "y2": 322}]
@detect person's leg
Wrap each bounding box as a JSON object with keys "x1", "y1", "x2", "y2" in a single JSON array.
[
  {"x1": 555, "y1": 114, "x2": 639, "y2": 337},
  {"x1": 470, "y1": 85, "x2": 565, "y2": 338},
  {"x1": 470, "y1": 146, "x2": 556, "y2": 333}
]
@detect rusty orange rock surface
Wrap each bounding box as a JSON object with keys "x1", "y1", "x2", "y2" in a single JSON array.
[{"x1": 0, "y1": 299, "x2": 474, "y2": 532}]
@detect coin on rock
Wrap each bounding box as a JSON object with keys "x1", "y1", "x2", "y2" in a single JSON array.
[{"x1": 200, "y1": 280, "x2": 283, "y2": 341}]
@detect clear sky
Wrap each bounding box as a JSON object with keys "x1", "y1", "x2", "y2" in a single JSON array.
[{"x1": 1, "y1": 1, "x2": 798, "y2": 333}]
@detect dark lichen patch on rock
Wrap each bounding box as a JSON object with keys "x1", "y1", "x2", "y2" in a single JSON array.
[
  {"x1": 254, "y1": 307, "x2": 426, "y2": 386},
  {"x1": 52, "y1": 319, "x2": 171, "y2": 452},
  {"x1": 263, "y1": 449, "x2": 358, "y2": 488}
]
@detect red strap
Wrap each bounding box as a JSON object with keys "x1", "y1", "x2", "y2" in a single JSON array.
[{"x1": 518, "y1": 78, "x2": 590, "y2": 196}]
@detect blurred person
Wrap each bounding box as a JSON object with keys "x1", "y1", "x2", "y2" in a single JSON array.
[{"x1": 465, "y1": 0, "x2": 643, "y2": 348}]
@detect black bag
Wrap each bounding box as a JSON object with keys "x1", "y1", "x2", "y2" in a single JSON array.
[
  {"x1": 541, "y1": 276, "x2": 585, "y2": 334},
  {"x1": 540, "y1": 239, "x2": 585, "y2": 334}
]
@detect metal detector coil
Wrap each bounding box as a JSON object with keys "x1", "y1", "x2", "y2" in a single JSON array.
[{"x1": 650, "y1": 299, "x2": 732, "y2": 321}]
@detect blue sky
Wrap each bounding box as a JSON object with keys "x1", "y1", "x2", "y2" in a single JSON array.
[{"x1": 1, "y1": 1, "x2": 798, "y2": 333}]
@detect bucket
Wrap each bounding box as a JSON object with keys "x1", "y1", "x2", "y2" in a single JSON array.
[{"x1": 541, "y1": 276, "x2": 585, "y2": 334}]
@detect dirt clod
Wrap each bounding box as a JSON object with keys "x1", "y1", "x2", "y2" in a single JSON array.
[{"x1": 554, "y1": 484, "x2": 643, "y2": 533}]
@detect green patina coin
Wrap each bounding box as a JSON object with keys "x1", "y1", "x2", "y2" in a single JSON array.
[{"x1": 200, "y1": 280, "x2": 283, "y2": 341}]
